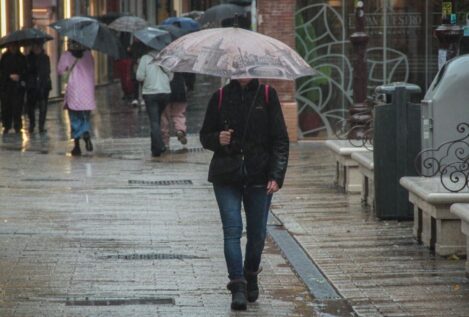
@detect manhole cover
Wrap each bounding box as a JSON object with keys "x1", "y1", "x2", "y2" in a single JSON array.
[
  {"x1": 102, "y1": 253, "x2": 204, "y2": 260},
  {"x1": 128, "y1": 180, "x2": 193, "y2": 186},
  {"x1": 66, "y1": 297, "x2": 175, "y2": 306}
]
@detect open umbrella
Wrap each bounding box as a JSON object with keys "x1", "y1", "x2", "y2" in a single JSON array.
[
  {"x1": 50, "y1": 16, "x2": 124, "y2": 58},
  {"x1": 181, "y1": 11, "x2": 204, "y2": 21},
  {"x1": 109, "y1": 16, "x2": 149, "y2": 33},
  {"x1": 153, "y1": 27, "x2": 315, "y2": 80},
  {"x1": 157, "y1": 24, "x2": 188, "y2": 40},
  {"x1": 199, "y1": 4, "x2": 246, "y2": 28},
  {"x1": 162, "y1": 17, "x2": 200, "y2": 32},
  {"x1": 97, "y1": 12, "x2": 129, "y2": 24},
  {"x1": 221, "y1": 0, "x2": 252, "y2": 5},
  {"x1": 0, "y1": 28, "x2": 53, "y2": 48},
  {"x1": 133, "y1": 27, "x2": 171, "y2": 51}
]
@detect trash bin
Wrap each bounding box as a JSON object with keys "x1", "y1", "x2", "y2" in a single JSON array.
[{"x1": 373, "y1": 83, "x2": 422, "y2": 220}]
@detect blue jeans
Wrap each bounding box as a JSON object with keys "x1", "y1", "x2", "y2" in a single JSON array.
[
  {"x1": 213, "y1": 183, "x2": 273, "y2": 280},
  {"x1": 143, "y1": 93, "x2": 168, "y2": 155},
  {"x1": 68, "y1": 110, "x2": 91, "y2": 139}
]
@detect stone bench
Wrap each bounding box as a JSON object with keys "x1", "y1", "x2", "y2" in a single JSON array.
[
  {"x1": 351, "y1": 151, "x2": 374, "y2": 208},
  {"x1": 325, "y1": 140, "x2": 371, "y2": 194},
  {"x1": 400, "y1": 177, "x2": 469, "y2": 256},
  {"x1": 450, "y1": 204, "x2": 469, "y2": 277}
]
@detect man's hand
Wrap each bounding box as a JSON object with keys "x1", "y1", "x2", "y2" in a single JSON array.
[
  {"x1": 9, "y1": 74, "x2": 19, "y2": 82},
  {"x1": 219, "y1": 129, "x2": 234, "y2": 146},
  {"x1": 267, "y1": 180, "x2": 279, "y2": 194}
]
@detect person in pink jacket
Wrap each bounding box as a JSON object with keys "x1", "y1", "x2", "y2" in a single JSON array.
[{"x1": 57, "y1": 41, "x2": 96, "y2": 156}]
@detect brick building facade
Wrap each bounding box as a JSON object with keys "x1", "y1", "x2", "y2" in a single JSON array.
[{"x1": 257, "y1": 0, "x2": 298, "y2": 141}]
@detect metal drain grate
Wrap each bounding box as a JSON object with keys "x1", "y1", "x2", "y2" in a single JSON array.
[
  {"x1": 169, "y1": 147, "x2": 206, "y2": 154},
  {"x1": 22, "y1": 178, "x2": 79, "y2": 182},
  {"x1": 102, "y1": 253, "x2": 204, "y2": 260},
  {"x1": 66, "y1": 297, "x2": 175, "y2": 306},
  {"x1": 128, "y1": 179, "x2": 193, "y2": 186}
]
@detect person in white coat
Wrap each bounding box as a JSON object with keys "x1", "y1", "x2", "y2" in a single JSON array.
[{"x1": 136, "y1": 50, "x2": 173, "y2": 157}]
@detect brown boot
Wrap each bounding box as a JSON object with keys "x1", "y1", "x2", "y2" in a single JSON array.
[
  {"x1": 226, "y1": 279, "x2": 247, "y2": 310},
  {"x1": 244, "y1": 267, "x2": 262, "y2": 303}
]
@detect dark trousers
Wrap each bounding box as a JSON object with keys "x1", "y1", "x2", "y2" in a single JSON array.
[
  {"x1": 27, "y1": 89, "x2": 49, "y2": 132},
  {"x1": 213, "y1": 183, "x2": 273, "y2": 280},
  {"x1": 143, "y1": 93, "x2": 168, "y2": 155},
  {"x1": 1, "y1": 85, "x2": 24, "y2": 132}
]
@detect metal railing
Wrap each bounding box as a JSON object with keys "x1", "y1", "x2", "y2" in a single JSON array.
[
  {"x1": 416, "y1": 122, "x2": 469, "y2": 193},
  {"x1": 333, "y1": 94, "x2": 384, "y2": 150}
]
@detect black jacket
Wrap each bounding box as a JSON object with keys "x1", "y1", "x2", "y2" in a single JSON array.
[
  {"x1": 169, "y1": 72, "x2": 195, "y2": 102},
  {"x1": 26, "y1": 51, "x2": 52, "y2": 93},
  {"x1": 200, "y1": 79, "x2": 289, "y2": 187},
  {"x1": 0, "y1": 50, "x2": 27, "y2": 92}
]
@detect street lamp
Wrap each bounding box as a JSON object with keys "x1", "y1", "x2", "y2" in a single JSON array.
[{"x1": 348, "y1": 0, "x2": 370, "y2": 139}]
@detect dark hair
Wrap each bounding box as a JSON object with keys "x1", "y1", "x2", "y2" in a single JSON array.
[{"x1": 70, "y1": 49, "x2": 84, "y2": 58}]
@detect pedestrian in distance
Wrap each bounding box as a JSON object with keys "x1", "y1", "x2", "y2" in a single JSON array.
[
  {"x1": 25, "y1": 41, "x2": 52, "y2": 134},
  {"x1": 200, "y1": 78, "x2": 289, "y2": 311},
  {"x1": 0, "y1": 42, "x2": 27, "y2": 135},
  {"x1": 136, "y1": 49, "x2": 172, "y2": 157},
  {"x1": 128, "y1": 39, "x2": 147, "y2": 108},
  {"x1": 57, "y1": 40, "x2": 96, "y2": 156},
  {"x1": 160, "y1": 72, "x2": 195, "y2": 148}
]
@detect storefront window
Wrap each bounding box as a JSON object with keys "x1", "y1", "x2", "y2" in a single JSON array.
[{"x1": 295, "y1": 0, "x2": 467, "y2": 139}]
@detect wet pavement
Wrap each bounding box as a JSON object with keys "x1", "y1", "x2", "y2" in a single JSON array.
[
  {"x1": 1, "y1": 78, "x2": 468, "y2": 317},
  {"x1": 272, "y1": 143, "x2": 469, "y2": 316},
  {"x1": 0, "y1": 80, "x2": 319, "y2": 317}
]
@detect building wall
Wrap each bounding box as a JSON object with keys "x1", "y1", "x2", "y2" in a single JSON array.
[
  {"x1": 256, "y1": 0, "x2": 296, "y2": 104},
  {"x1": 257, "y1": 0, "x2": 298, "y2": 141}
]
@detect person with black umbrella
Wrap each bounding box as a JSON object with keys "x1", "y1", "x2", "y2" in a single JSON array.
[
  {"x1": 58, "y1": 40, "x2": 96, "y2": 156},
  {"x1": 0, "y1": 42, "x2": 27, "y2": 135},
  {"x1": 25, "y1": 41, "x2": 52, "y2": 134}
]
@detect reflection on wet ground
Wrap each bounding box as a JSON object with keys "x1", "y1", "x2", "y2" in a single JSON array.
[
  {"x1": 0, "y1": 75, "x2": 218, "y2": 153},
  {"x1": 0, "y1": 76, "x2": 326, "y2": 317},
  {"x1": 273, "y1": 142, "x2": 469, "y2": 316}
]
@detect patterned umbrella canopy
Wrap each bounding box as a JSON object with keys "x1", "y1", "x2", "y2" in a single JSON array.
[
  {"x1": 153, "y1": 27, "x2": 315, "y2": 80},
  {"x1": 109, "y1": 16, "x2": 149, "y2": 33}
]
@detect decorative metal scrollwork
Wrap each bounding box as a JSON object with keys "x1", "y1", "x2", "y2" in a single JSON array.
[
  {"x1": 416, "y1": 122, "x2": 469, "y2": 192},
  {"x1": 333, "y1": 95, "x2": 383, "y2": 150}
]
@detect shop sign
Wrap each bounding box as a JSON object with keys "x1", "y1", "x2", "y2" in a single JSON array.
[{"x1": 349, "y1": 12, "x2": 423, "y2": 36}]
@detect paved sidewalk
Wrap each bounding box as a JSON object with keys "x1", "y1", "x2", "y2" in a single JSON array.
[
  {"x1": 272, "y1": 142, "x2": 469, "y2": 317},
  {"x1": 0, "y1": 137, "x2": 314, "y2": 317}
]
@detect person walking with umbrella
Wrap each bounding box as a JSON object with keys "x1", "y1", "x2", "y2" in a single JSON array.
[
  {"x1": 200, "y1": 78, "x2": 289, "y2": 310},
  {"x1": 0, "y1": 42, "x2": 27, "y2": 135},
  {"x1": 160, "y1": 72, "x2": 195, "y2": 147},
  {"x1": 57, "y1": 40, "x2": 95, "y2": 156},
  {"x1": 25, "y1": 41, "x2": 52, "y2": 134},
  {"x1": 153, "y1": 23, "x2": 314, "y2": 311},
  {"x1": 136, "y1": 47, "x2": 172, "y2": 157}
]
